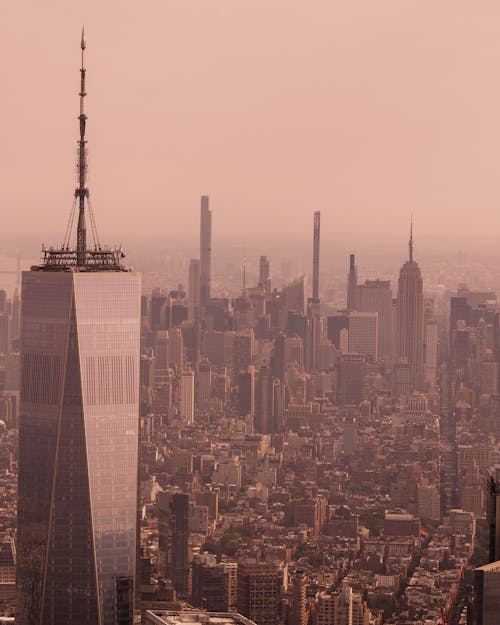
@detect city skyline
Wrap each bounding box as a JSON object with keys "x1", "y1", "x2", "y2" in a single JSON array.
[{"x1": 3, "y1": 6, "x2": 500, "y2": 625}]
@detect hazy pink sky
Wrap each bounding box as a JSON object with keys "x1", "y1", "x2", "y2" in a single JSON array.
[{"x1": 2, "y1": 1, "x2": 500, "y2": 247}]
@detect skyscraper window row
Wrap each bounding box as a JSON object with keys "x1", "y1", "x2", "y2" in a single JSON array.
[
  {"x1": 21, "y1": 353, "x2": 62, "y2": 404},
  {"x1": 84, "y1": 355, "x2": 136, "y2": 406}
]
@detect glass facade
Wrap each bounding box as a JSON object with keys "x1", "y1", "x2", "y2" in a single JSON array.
[
  {"x1": 475, "y1": 562, "x2": 500, "y2": 625},
  {"x1": 17, "y1": 271, "x2": 141, "y2": 625}
]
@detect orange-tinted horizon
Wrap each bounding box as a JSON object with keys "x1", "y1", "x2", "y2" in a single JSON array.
[{"x1": 1, "y1": 1, "x2": 500, "y2": 246}]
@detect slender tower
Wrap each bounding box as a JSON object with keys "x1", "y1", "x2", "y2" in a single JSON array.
[
  {"x1": 395, "y1": 219, "x2": 424, "y2": 392},
  {"x1": 200, "y1": 195, "x2": 212, "y2": 308},
  {"x1": 76, "y1": 29, "x2": 88, "y2": 266},
  {"x1": 307, "y1": 212, "x2": 321, "y2": 371},
  {"x1": 312, "y1": 211, "x2": 320, "y2": 303},
  {"x1": 347, "y1": 253, "x2": 357, "y2": 311},
  {"x1": 16, "y1": 34, "x2": 140, "y2": 625}
]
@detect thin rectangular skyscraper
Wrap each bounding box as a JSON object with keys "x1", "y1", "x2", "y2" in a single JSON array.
[
  {"x1": 347, "y1": 254, "x2": 357, "y2": 312},
  {"x1": 307, "y1": 211, "x2": 321, "y2": 371},
  {"x1": 312, "y1": 211, "x2": 320, "y2": 303},
  {"x1": 16, "y1": 32, "x2": 140, "y2": 625},
  {"x1": 200, "y1": 195, "x2": 212, "y2": 308}
]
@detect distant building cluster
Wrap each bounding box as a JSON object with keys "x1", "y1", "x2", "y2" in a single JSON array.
[{"x1": 128, "y1": 202, "x2": 499, "y2": 625}]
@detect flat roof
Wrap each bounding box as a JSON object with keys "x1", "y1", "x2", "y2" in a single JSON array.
[
  {"x1": 144, "y1": 612, "x2": 257, "y2": 625},
  {"x1": 385, "y1": 513, "x2": 415, "y2": 521},
  {"x1": 475, "y1": 560, "x2": 500, "y2": 572}
]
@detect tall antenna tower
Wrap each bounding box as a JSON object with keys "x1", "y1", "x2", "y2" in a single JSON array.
[
  {"x1": 34, "y1": 30, "x2": 125, "y2": 273},
  {"x1": 76, "y1": 28, "x2": 88, "y2": 266}
]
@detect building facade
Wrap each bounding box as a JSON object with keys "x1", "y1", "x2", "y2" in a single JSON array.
[
  {"x1": 396, "y1": 228, "x2": 424, "y2": 392},
  {"x1": 356, "y1": 279, "x2": 392, "y2": 360},
  {"x1": 16, "y1": 35, "x2": 140, "y2": 625},
  {"x1": 17, "y1": 271, "x2": 140, "y2": 624},
  {"x1": 474, "y1": 561, "x2": 500, "y2": 625}
]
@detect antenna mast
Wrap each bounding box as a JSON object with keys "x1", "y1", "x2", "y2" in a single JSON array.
[
  {"x1": 34, "y1": 30, "x2": 127, "y2": 273},
  {"x1": 76, "y1": 28, "x2": 88, "y2": 266},
  {"x1": 409, "y1": 215, "x2": 414, "y2": 263}
]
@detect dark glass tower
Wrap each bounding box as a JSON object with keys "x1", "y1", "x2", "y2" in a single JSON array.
[
  {"x1": 347, "y1": 253, "x2": 357, "y2": 312},
  {"x1": 16, "y1": 33, "x2": 140, "y2": 625}
]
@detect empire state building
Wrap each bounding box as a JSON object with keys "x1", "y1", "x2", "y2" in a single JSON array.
[
  {"x1": 16, "y1": 33, "x2": 140, "y2": 625},
  {"x1": 395, "y1": 224, "x2": 424, "y2": 392}
]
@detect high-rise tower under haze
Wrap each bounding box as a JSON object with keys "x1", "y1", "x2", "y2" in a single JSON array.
[
  {"x1": 395, "y1": 222, "x2": 424, "y2": 391},
  {"x1": 307, "y1": 211, "x2": 321, "y2": 370},
  {"x1": 347, "y1": 254, "x2": 357, "y2": 312},
  {"x1": 188, "y1": 258, "x2": 201, "y2": 320},
  {"x1": 259, "y1": 255, "x2": 270, "y2": 284},
  {"x1": 200, "y1": 195, "x2": 212, "y2": 308},
  {"x1": 357, "y1": 279, "x2": 393, "y2": 361},
  {"x1": 312, "y1": 211, "x2": 320, "y2": 303},
  {"x1": 16, "y1": 33, "x2": 140, "y2": 625}
]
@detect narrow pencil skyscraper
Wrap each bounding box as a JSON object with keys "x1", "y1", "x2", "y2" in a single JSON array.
[
  {"x1": 16, "y1": 33, "x2": 140, "y2": 625},
  {"x1": 200, "y1": 195, "x2": 212, "y2": 308},
  {"x1": 307, "y1": 211, "x2": 321, "y2": 370},
  {"x1": 395, "y1": 221, "x2": 424, "y2": 391},
  {"x1": 312, "y1": 211, "x2": 320, "y2": 303}
]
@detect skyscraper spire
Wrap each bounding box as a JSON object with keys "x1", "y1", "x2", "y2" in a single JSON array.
[
  {"x1": 409, "y1": 216, "x2": 414, "y2": 263},
  {"x1": 35, "y1": 30, "x2": 125, "y2": 273},
  {"x1": 396, "y1": 214, "x2": 424, "y2": 395},
  {"x1": 76, "y1": 27, "x2": 88, "y2": 266}
]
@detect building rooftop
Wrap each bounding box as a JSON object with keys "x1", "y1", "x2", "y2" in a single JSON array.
[
  {"x1": 31, "y1": 246, "x2": 128, "y2": 272},
  {"x1": 475, "y1": 560, "x2": 500, "y2": 572},
  {"x1": 143, "y1": 612, "x2": 257, "y2": 625}
]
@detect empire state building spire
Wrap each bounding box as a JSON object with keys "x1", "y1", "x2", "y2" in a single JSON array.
[
  {"x1": 76, "y1": 27, "x2": 88, "y2": 266},
  {"x1": 409, "y1": 216, "x2": 414, "y2": 263}
]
